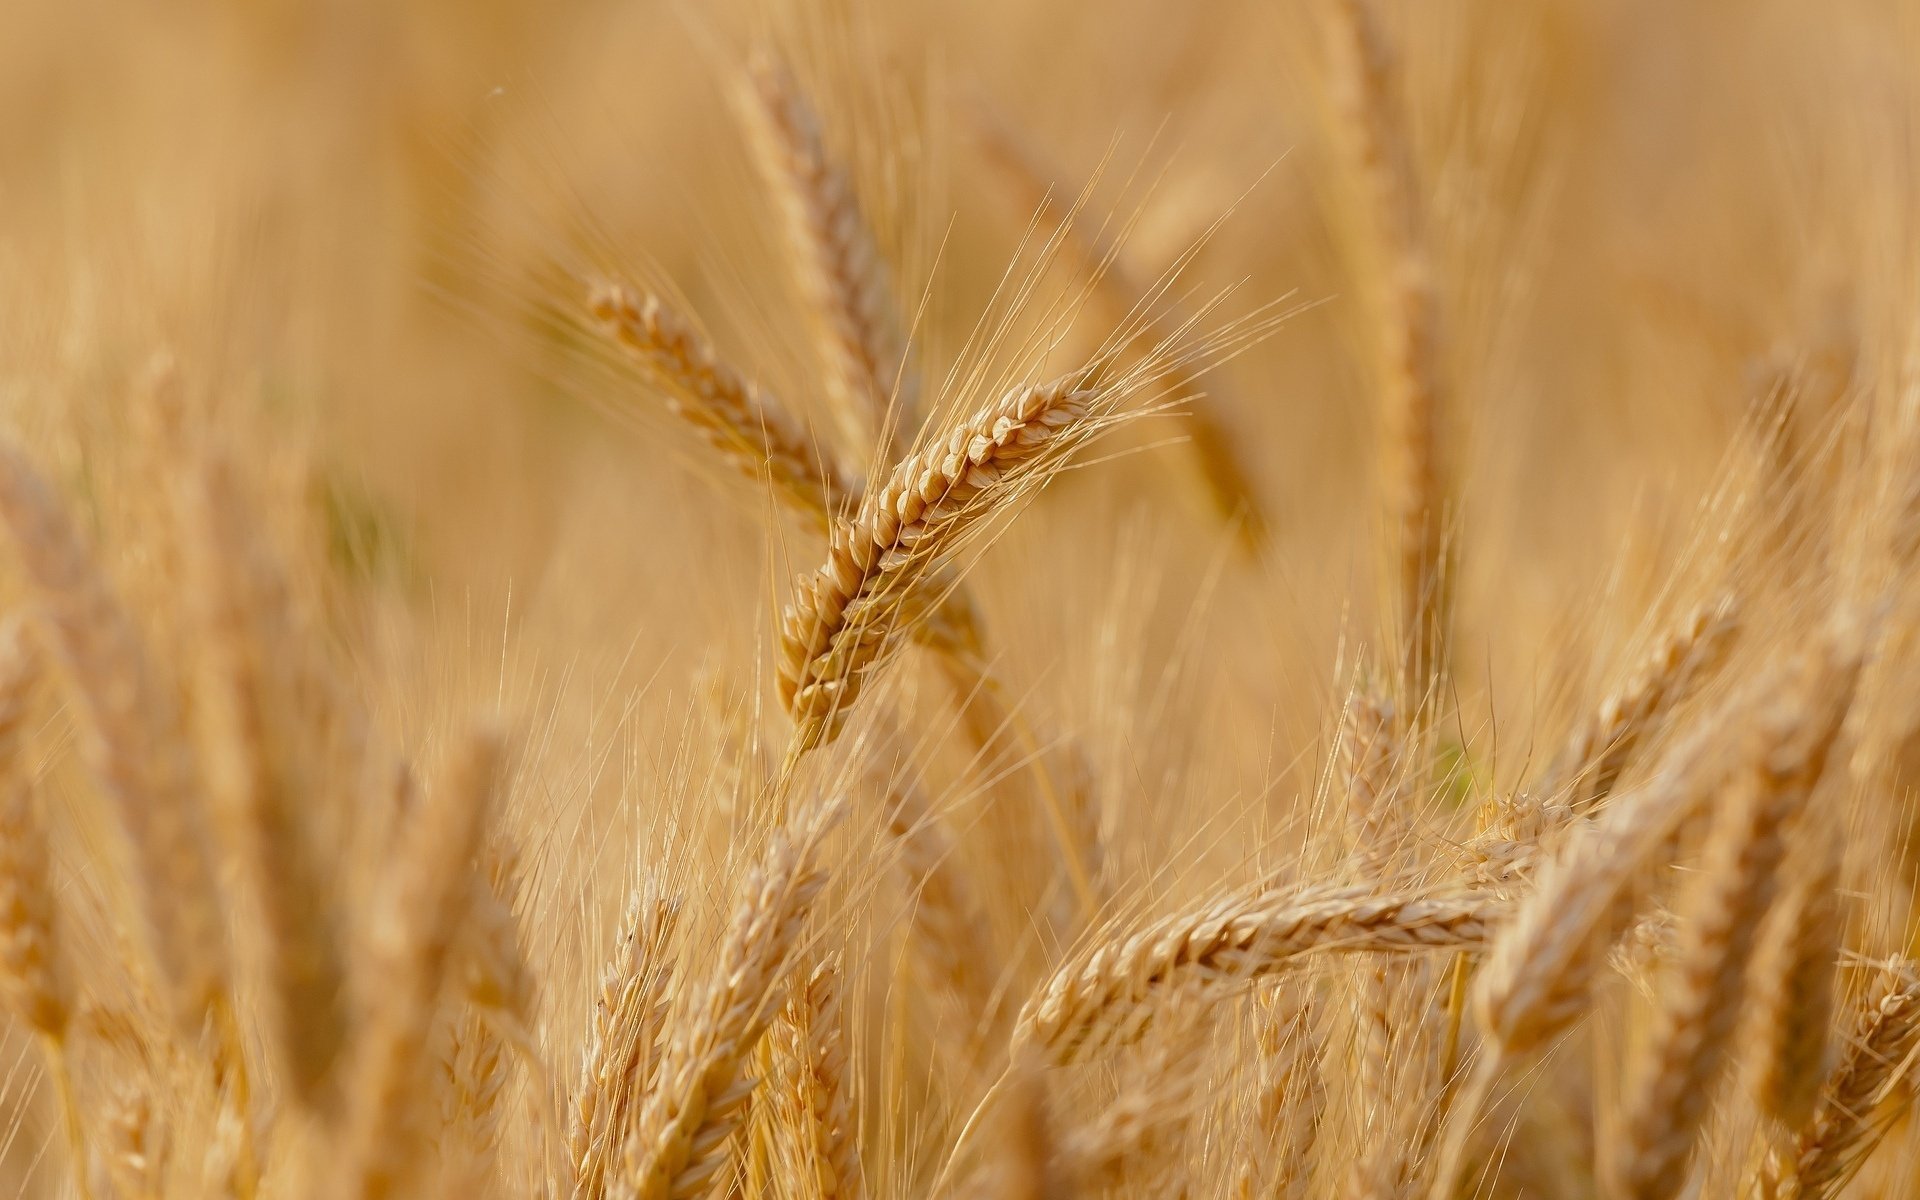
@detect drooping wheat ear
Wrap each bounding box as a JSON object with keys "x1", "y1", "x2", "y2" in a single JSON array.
[
  {"x1": 571, "y1": 881, "x2": 682, "y2": 1200},
  {"x1": 1016, "y1": 882, "x2": 1499, "y2": 1064},
  {"x1": 179, "y1": 448, "x2": 347, "y2": 1107},
  {"x1": 1757, "y1": 957, "x2": 1920, "y2": 1199},
  {"x1": 778, "y1": 370, "x2": 1097, "y2": 750},
  {"x1": 341, "y1": 729, "x2": 504, "y2": 1200},
  {"x1": 1747, "y1": 819, "x2": 1843, "y2": 1132},
  {"x1": 967, "y1": 104, "x2": 1268, "y2": 550},
  {"x1": 742, "y1": 51, "x2": 915, "y2": 468},
  {"x1": 1325, "y1": 0, "x2": 1450, "y2": 697},
  {"x1": 0, "y1": 617, "x2": 65, "y2": 1040},
  {"x1": 0, "y1": 441, "x2": 227, "y2": 1029},
  {"x1": 1614, "y1": 637, "x2": 1860, "y2": 1200},
  {"x1": 589, "y1": 283, "x2": 857, "y2": 524},
  {"x1": 1543, "y1": 596, "x2": 1741, "y2": 810},
  {"x1": 773, "y1": 958, "x2": 863, "y2": 1200},
  {"x1": 1236, "y1": 993, "x2": 1324, "y2": 1200},
  {"x1": 619, "y1": 796, "x2": 845, "y2": 1200},
  {"x1": 1340, "y1": 684, "x2": 1405, "y2": 874}
]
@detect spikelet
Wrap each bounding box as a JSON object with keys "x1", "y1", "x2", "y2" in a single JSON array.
[
  {"x1": 571, "y1": 882, "x2": 682, "y2": 1200},
  {"x1": 778, "y1": 371, "x2": 1095, "y2": 748},
  {"x1": 1757, "y1": 957, "x2": 1920, "y2": 1199},
  {"x1": 340, "y1": 729, "x2": 505, "y2": 1200},
  {"x1": 1325, "y1": 0, "x2": 1451, "y2": 695},
  {"x1": 618, "y1": 797, "x2": 845, "y2": 1200},
  {"x1": 0, "y1": 441, "x2": 227, "y2": 1029},
  {"x1": 589, "y1": 283, "x2": 857, "y2": 524},
  {"x1": 1544, "y1": 596, "x2": 1741, "y2": 810},
  {"x1": 178, "y1": 446, "x2": 348, "y2": 1107},
  {"x1": 741, "y1": 51, "x2": 915, "y2": 468},
  {"x1": 772, "y1": 959, "x2": 863, "y2": 1200},
  {"x1": 1614, "y1": 637, "x2": 1859, "y2": 1200},
  {"x1": 1017, "y1": 882, "x2": 1497, "y2": 1063}
]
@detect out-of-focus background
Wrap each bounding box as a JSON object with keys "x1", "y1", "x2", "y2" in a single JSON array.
[{"x1": 3, "y1": 1, "x2": 1919, "y2": 1194}]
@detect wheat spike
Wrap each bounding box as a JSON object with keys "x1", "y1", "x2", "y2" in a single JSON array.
[
  {"x1": 1757, "y1": 957, "x2": 1920, "y2": 1199},
  {"x1": 589, "y1": 283, "x2": 857, "y2": 524},
  {"x1": 1544, "y1": 596, "x2": 1741, "y2": 809},
  {"x1": 0, "y1": 616, "x2": 65, "y2": 1040},
  {"x1": 1613, "y1": 638, "x2": 1859, "y2": 1200},
  {"x1": 1326, "y1": 0, "x2": 1451, "y2": 695},
  {"x1": 340, "y1": 729, "x2": 505, "y2": 1200},
  {"x1": 773, "y1": 959, "x2": 863, "y2": 1200},
  {"x1": 617, "y1": 797, "x2": 845, "y2": 1200},
  {"x1": 1747, "y1": 819, "x2": 1844, "y2": 1132},
  {"x1": 0, "y1": 441, "x2": 227, "y2": 1029},
  {"x1": 742, "y1": 51, "x2": 915, "y2": 468},
  {"x1": 778, "y1": 370, "x2": 1096, "y2": 749},
  {"x1": 572, "y1": 882, "x2": 683, "y2": 1199},
  {"x1": 1017, "y1": 882, "x2": 1497, "y2": 1063},
  {"x1": 179, "y1": 447, "x2": 348, "y2": 1107}
]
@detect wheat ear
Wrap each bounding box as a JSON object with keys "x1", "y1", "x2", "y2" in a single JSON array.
[
  {"x1": 618, "y1": 796, "x2": 845, "y2": 1200},
  {"x1": 1543, "y1": 596, "x2": 1741, "y2": 810},
  {"x1": 179, "y1": 448, "x2": 348, "y2": 1107},
  {"x1": 777, "y1": 370, "x2": 1096, "y2": 749},
  {"x1": 572, "y1": 882, "x2": 682, "y2": 1199},
  {"x1": 340, "y1": 729, "x2": 504, "y2": 1200},
  {"x1": 1747, "y1": 818, "x2": 1844, "y2": 1132},
  {"x1": 1016, "y1": 882, "x2": 1498, "y2": 1063},
  {"x1": 742, "y1": 51, "x2": 915, "y2": 468},
  {"x1": 0, "y1": 441, "x2": 227, "y2": 1030},
  {"x1": 1756, "y1": 957, "x2": 1920, "y2": 1199},
  {"x1": 773, "y1": 958, "x2": 863, "y2": 1200},
  {"x1": 1326, "y1": 0, "x2": 1451, "y2": 695},
  {"x1": 1236, "y1": 993, "x2": 1323, "y2": 1199},
  {"x1": 589, "y1": 284, "x2": 857, "y2": 523},
  {"x1": 883, "y1": 772, "x2": 1000, "y2": 1034},
  {"x1": 1613, "y1": 638, "x2": 1859, "y2": 1200}
]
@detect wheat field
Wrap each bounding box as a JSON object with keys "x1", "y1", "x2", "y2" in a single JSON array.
[{"x1": 1, "y1": 1, "x2": 1919, "y2": 1197}]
